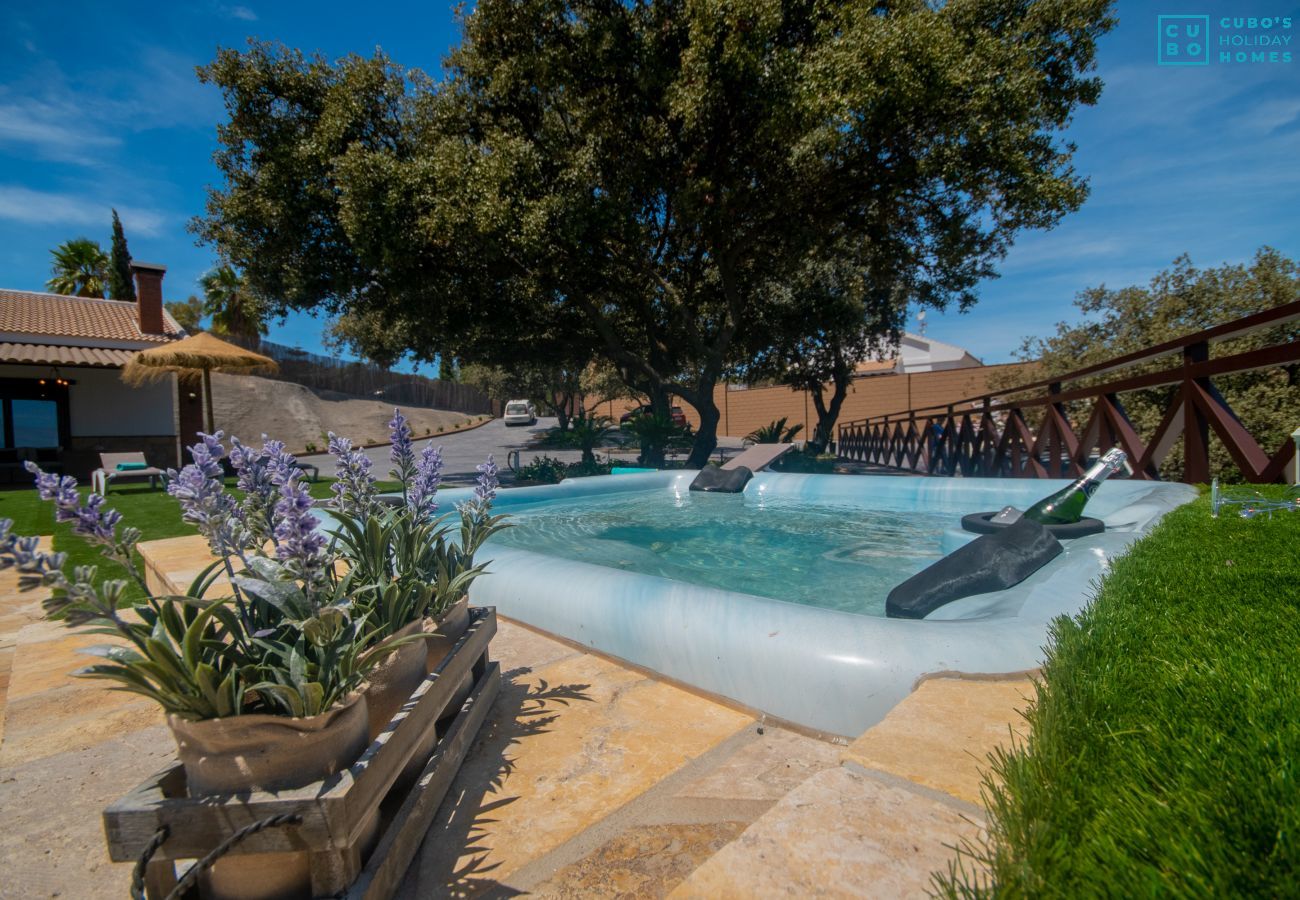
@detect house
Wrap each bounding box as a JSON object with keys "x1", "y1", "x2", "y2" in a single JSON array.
[
  {"x1": 853, "y1": 332, "x2": 983, "y2": 378},
  {"x1": 0, "y1": 262, "x2": 199, "y2": 482}
]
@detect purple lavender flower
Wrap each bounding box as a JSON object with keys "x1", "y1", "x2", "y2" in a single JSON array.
[
  {"x1": 273, "y1": 482, "x2": 328, "y2": 588},
  {"x1": 328, "y1": 433, "x2": 377, "y2": 518},
  {"x1": 407, "y1": 444, "x2": 443, "y2": 520},
  {"x1": 474, "y1": 455, "x2": 499, "y2": 506},
  {"x1": 165, "y1": 433, "x2": 243, "y2": 557},
  {"x1": 230, "y1": 436, "x2": 299, "y2": 542},
  {"x1": 389, "y1": 409, "x2": 415, "y2": 481},
  {"x1": 26, "y1": 463, "x2": 125, "y2": 546},
  {"x1": 268, "y1": 458, "x2": 328, "y2": 590}
]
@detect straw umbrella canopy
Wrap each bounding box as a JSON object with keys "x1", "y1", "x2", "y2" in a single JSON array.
[{"x1": 123, "y1": 332, "x2": 278, "y2": 435}]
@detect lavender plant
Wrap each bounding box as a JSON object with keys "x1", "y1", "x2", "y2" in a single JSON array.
[
  {"x1": 329, "y1": 410, "x2": 509, "y2": 633},
  {"x1": 14, "y1": 435, "x2": 404, "y2": 721}
]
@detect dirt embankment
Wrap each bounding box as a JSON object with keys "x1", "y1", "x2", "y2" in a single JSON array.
[{"x1": 209, "y1": 373, "x2": 475, "y2": 453}]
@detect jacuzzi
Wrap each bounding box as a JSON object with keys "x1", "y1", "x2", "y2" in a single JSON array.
[{"x1": 434, "y1": 471, "x2": 1197, "y2": 737}]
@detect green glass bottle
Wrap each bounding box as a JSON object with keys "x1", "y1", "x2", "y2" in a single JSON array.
[{"x1": 1023, "y1": 449, "x2": 1127, "y2": 525}]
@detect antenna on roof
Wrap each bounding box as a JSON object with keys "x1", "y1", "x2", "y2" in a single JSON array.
[{"x1": 916, "y1": 309, "x2": 927, "y2": 337}]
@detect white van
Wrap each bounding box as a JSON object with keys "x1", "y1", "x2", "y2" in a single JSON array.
[{"x1": 503, "y1": 400, "x2": 537, "y2": 426}]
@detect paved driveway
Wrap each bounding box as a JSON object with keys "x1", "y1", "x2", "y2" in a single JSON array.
[
  {"x1": 299, "y1": 416, "x2": 748, "y2": 485},
  {"x1": 299, "y1": 417, "x2": 586, "y2": 485}
]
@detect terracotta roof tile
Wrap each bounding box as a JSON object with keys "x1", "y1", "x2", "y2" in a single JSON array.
[
  {"x1": 0, "y1": 289, "x2": 182, "y2": 343},
  {"x1": 0, "y1": 342, "x2": 137, "y2": 367},
  {"x1": 854, "y1": 358, "x2": 899, "y2": 376}
]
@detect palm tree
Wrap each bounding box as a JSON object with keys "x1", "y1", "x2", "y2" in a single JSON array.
[
  {"x1": 558, "y1": 413, "x2": 615, "y2": 465},
  {"x1": 46, "y1": 238, "x2": 109, "y2": 297},
  {"x1": 199, "y1": 265, "x2": 267, "y2": 340},
  {"x1": 746, "y1": 417, "x2": 804, "y2": 444}
]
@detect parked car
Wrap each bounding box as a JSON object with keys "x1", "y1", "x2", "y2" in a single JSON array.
[
  {"x1": 503, "y1": 400, "x2": 537, "y2": 426},
  {"x1": 619, "y1": 404, "x2": 688, "y2": 427}
]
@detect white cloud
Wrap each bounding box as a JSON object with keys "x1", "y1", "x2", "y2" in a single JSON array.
[
  {"x1": 0, "y1": 47, "x2": 219, "y2": 166},
  {"x1": 0, "y1": 99, "x2": 120, "y2": 165},
  {"x1": 228, "y1": 6, "x2": 258, "y2": 21},
  {"x1": 0, "y1": 185, "x2": 166, "y2": 236}
]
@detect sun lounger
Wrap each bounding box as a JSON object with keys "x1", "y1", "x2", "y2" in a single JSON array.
[
  {"x1": 720, "y1": 442, "x2": 795, "y2": 472},
  {"x1": 93, "y1": 452, "x2": 165, "y2": 494}
]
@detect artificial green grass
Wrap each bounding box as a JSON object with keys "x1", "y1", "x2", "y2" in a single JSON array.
[
  {"x1": 0, "y1": 477, "x2": 402, "y2": 604},
  {"x1": 938, "y1": 486, "x2": 1300, "y2": 897}
]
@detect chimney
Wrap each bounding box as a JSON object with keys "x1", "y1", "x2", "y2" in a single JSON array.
[{"x1": 131, "y1": 262, "x2": 167, "y2": 335}]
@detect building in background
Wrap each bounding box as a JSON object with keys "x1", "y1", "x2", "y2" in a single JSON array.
[
  {"x1": 854, "y1": 332, "x2": 983, "y2": 378},
  {"x1": 0, "y1": 263, "x2": 198, "y2": 482}
]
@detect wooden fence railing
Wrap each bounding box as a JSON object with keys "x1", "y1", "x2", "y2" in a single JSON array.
[{"x1": 837, "y1": 302, "x2": 1300, "y2": 483}]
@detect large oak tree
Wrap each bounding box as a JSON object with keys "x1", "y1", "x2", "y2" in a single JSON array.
[{"x1": 196, "y1": 0, "x2": 1113, "y2": 465}]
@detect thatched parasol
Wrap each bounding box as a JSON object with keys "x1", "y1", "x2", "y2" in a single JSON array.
[{"x1": 123, "y1": 332, "x2": 278, "y2": 434}]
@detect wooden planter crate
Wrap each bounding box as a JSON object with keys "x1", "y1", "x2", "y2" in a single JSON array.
[{"x1": 103, "y1": 607, "x2": 502, "y2": 900}]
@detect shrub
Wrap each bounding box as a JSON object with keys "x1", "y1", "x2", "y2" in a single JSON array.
[
  {"x1": 516, "y1": 455, "x2": 568, "y2": 484},
  {"x1": 746, "y1": 417, "x2": 803, "y2": 444},
  {"x1": 566, "y1": 457, "x2": 613, "y2": 478},
  {"x1": 771, "y1": 449, "x2": 835, "y2": 473}
]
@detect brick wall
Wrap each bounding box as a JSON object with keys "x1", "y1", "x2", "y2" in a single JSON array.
[{"x1": 591, "y1": 362, "x2": 1035, "y2": 439}]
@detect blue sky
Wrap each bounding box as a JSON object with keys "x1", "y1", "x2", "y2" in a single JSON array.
[{"x1": 1, "y1": 1, "x2": 1297, "y2": 368}]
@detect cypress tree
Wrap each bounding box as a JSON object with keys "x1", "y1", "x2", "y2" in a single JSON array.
[{"x1": 108, "y1": 209, "x2": 135, "y2": 301}]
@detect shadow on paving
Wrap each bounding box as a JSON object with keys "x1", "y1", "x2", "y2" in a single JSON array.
[{"x1": 407, "y1": 667, "x2": 594, "y2": 898}]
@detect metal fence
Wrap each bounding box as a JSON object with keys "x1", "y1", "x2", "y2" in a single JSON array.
[
  {"x1": 837, "y1": 301, "x2": 1300, "y2": 483},
  {"x1": 225, "y1": 335, "x2": 494, "y2": 415}
]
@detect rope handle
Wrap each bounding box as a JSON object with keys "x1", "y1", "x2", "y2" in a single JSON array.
[{"x1": 129, "y1": 813, "x2": 304, "y2": 900}]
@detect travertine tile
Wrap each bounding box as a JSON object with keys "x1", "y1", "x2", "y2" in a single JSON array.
[
  {"x1": 401, "y1": 651, "x2": 751, "y2": 897},
  {"x1": 840, "y1": 677, "x2": 1034, "y2": 805},
  {"x1": 532, "y1": 821, "x2": 750, "y2": 899},
  {"x1": 668, "y1": 766, "x2": 986, "y2": 899},
  {"x1": 675, "y1": 725, "x2": 841, "y2": 803},
  {"x1": 0, "y1": 723, "x2": 174, "y2": 900}
]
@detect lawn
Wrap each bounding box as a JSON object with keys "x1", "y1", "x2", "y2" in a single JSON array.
[
  {"x1": 0, "y1": 476, "x2": 401, "y2": 604},
  {"x1": 938, "y1": 485, "x2": 1300, "y2": 896}
]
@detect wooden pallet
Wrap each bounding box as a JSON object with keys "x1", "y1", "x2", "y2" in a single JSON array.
[{"x1": 103, "y1": 607, "x2": 502, "y2": 899}]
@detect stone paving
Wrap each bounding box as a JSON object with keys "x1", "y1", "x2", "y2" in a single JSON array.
[{"x1": 0, "y1": 534, "x2": 1036, "y2": 898}]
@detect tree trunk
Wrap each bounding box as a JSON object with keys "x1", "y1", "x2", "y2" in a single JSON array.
[
  {"x1": 637, "y1": 384, "x2": 671, "y2": 468},
  {"x1": 684, "y1": 379, "x2": 721, "y2": 468},
  {"x1": 807, "y1": 372, "x2": 850, "y2": 455}
]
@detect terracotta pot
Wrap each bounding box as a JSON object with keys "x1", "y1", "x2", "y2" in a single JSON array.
[
  {"x1": 167, "y1": 692, "x2": 370, "y2": 900},
  {"x1": 362, "y1": 620, "x2": 428, "y2": 740}
]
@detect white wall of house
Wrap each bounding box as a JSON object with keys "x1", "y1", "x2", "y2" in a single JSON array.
[
  {"x1": 0, "y1": 364, "x2": 176, "y2": 436},
  {"x1": 896, "y1": 333, "x2": 983, "y2": 373}
]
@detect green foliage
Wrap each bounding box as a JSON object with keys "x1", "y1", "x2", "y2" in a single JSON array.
[
  {"x1": 200, "y1": 265, "x2": 267, "y2": 339},
  {"x1": 195, "y1": 0, "x2": 1114, "y2": 469},
  {"x1": 108, "y1": 209, "x2": 136, "y2": 302},
  {"x1": 771, "y1": 449, "x2": 836, "y2": 474},
  {"x1": 515, "y1": 454, "x2": 614, "y2": 484},
  {"x1": 623, "y1": 412, "x2": 691, "y2": 468},
  {"x1": 566, "y1": 457, "x2": 613, "y2": 478},
  {"x1": 746, "y1": 417, "x2": 803, "y2": 444},
  {"x1": 936, "y1": 488, "x2": 1300, "y2": 897},
  {"x1": 554, "y1": 414, "x2": 615, "y2": 464},
  {"x1": 166, "y1": 296, "x2": 205, "y2": 333},
  {"x1": 516, "y1": 455, "x2": 568, "y2": 485},
  {"x1": 1003, "y1": 248, "x2": 1300, "y2": 482},
  {"x1": 46, "y1": 237, "x2": 109, "y2": 297}
]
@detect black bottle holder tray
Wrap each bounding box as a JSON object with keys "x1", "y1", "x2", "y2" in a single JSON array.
[{"x1": 961, "y1": 511, "x2": 1105, "y2": 539}]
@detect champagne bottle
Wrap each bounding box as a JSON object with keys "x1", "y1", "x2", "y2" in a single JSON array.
[{"x1": 1022, "y1": 449, "x2": 1127, "y2": 525}]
